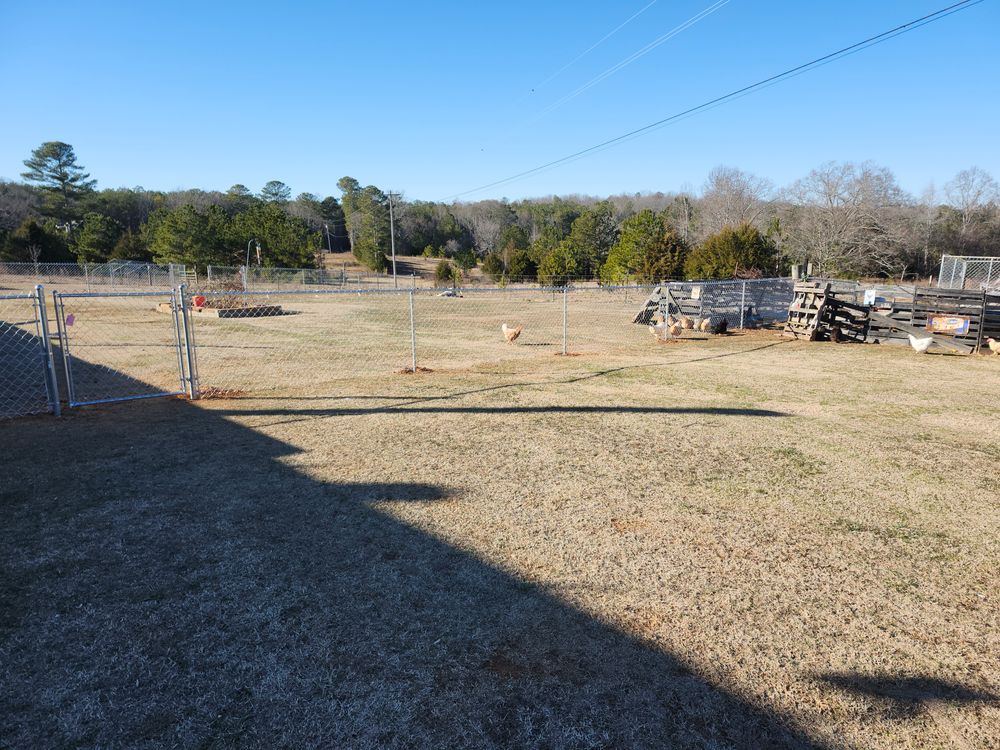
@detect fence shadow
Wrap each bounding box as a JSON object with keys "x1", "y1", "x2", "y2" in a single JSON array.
[
  {"x1": 2, "y1": 357, "x2": 826, "y2": 748},
  {"x1": 818, "y1": 672, "x2": 999, "y2": 718}
]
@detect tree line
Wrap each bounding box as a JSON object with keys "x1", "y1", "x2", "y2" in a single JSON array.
[{"x1": 2, "y1": 142, "x2": 997, "y2": 282}]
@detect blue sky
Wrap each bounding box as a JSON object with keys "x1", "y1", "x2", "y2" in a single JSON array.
[{"x1": 1, "y1": 1, "x2": 996, "y2": 202}]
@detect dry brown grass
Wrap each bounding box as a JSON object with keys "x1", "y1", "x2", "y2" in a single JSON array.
[{"x1": 2, "y1": 328, "x2": 999, "y2": 748}]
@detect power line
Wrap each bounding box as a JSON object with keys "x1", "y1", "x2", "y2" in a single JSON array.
[
  {"x1": 484, "y1": 0, "x2": 729, "y2": 154},
  {"x1": 535, "y1": 0, "x2": 730, "y2": 119},
  {"x1": 447, "y1": 0, "x2": 985, "y2": 201},
  {"x1": 531, "y1": 0, "x2": 660, "y2": 92}
]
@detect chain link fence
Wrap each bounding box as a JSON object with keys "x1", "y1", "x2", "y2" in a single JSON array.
[
  {"x1": 204, "y1": 265, "x2": 411, "y2": 291},
  {"x1": 0, "y1": 288, "x2": 60, "y2": 419},
  {"x1": 0, "y1": 262, "x2": 187, "y2": 293},
  {"x1": 938, "y1": 255, "x2": 1000, "y2": 291},
  {"x1": 0, "y1": 278, "x2": 795, "y2": 414},
  {"x1": 52, "y1": 290, "x2": 192, "y2": 406},
  {"x1": 182, "y1": 279, "x2": 791, "y2": 397}
]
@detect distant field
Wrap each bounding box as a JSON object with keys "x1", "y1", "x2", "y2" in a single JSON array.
[{"x1": 2, "y1": 324, "x2": 999, "y2": 747}]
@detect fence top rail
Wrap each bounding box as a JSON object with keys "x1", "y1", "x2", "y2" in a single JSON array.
[
  {"x1": 0, "y1": 292, "x2": 36, "y2": 300},
  {"x1": 53, "y1": 290, "x2": 177, "y2": 299}
]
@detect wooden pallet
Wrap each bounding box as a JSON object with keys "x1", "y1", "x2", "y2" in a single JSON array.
[{"x1": 784, "y1": 282, "x2": 830, "y2": 340}]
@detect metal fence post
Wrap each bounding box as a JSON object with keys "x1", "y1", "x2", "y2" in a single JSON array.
[
  {"x1": 178, "y1": 284, "x2": 199, "y2": 399},
  {"x1": 408, "y1": 290, "x2": 417, "y2": 372},
  {"x1": 562, "y1": 286, "x2": 568, "y2": 355},
  {"x1": 739, "y1": 281, "x2": 747, "y2": 329},
  {"x1": 34, "y1": 285, "x2": 61, "y2": 417},
  {"x1": 52, "y1": 290, "x2": 76, "y2": 407}
]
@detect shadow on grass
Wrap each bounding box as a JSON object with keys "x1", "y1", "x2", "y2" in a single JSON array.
[
  {"x1": 2, "y1": 342, "x2": 820, "y2": 749},
  {"x1": 819, "y1": 672, "x2": 999, "y2": 718},
  {"x1": 212, "y1": 404, "x2": 789, "y2": 420}
]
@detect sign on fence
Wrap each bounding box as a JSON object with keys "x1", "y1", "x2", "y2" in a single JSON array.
[{"x1": 927, "y1": 315, "x2": 971, "y2": 336}]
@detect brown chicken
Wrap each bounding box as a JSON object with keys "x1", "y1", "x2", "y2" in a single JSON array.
[{"x1": 502, "y1": 323, "x2": 523, "y2": 344}]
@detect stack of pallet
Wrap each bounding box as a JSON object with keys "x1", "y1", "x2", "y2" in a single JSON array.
[
  {"x1": 784, "y1": 282, "x2": 868, "y2": 341},
  {"x1": 822, "y1": 296, "x2": 870, "y2": 342}
]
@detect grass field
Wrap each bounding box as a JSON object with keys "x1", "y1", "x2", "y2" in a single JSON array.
[{"x1": 2, "y1": 324, "x2": 999, "y2": 747}]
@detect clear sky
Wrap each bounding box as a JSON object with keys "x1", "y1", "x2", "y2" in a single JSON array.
[{"x1": 1, "y1": 1, "x2": 996, "y2": 202}]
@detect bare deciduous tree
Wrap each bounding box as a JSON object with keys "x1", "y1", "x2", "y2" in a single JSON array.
[
  {"x1": 454, "y1": 200, "x2": 515, "y2": 256},
  {"x1": 0, "y1": 181, "x2": 40, "y2": 231},
  {"x1": 699, "y1": 166, "x2": 773, "y2": 238},
  {"x1": 784, "y1": 162, "x2": 908, "y2": 276},
  {"x1": 944, "y1": 167, "x2": 999, "y2": 249}
]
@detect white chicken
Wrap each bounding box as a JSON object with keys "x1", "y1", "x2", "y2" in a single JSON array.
[
  {"x1": 985, "y1": 336, "x2": 1000, "y2": 356},
  {"x1": 501, "y1": 323, "x2": 523, "y2": 344},
  {"x1": 908, "y1": 334, "x2": 934, "y2": 354},
  {"x1": 649, "y1": 318, "x2": 667, "y2": 340}
]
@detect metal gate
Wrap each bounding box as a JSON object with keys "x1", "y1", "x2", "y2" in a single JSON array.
[
  {"x1": 0, "y1": 286, "x2": 60, "y2": 418},
  {"x1": 53, "y1": 289, "x2": 195, "y2": 407}
]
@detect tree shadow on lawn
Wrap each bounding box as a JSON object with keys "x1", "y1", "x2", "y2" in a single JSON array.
[{"x1": 3, "y1": 367, "x2": 818, "y2": 749}]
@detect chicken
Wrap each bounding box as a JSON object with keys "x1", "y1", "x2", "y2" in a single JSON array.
[
  {"x1": 710, "y1": 318, "x2": 728, "y2": 335},
  {"x1": 908, "y1": 334, "x2": 933, "y2": 354},
  {"x1": 501, "y1": 323, "x2": 523, "y2": 344},
  {"x1": 698, "y1": 317, "x2": 712, "y2": 333},
  {"x1": 649, "y1": 320, "x2": 667, "y2": 340},
  {"x1": 668, "y1": 321, "x2": 684, "y2": 338},
  {"x1": 985, "y1": 336, "x2": 1000, "y2": 356},
  {"x1": 679, "y1": 314, "x2": 695, "y2": 330}
]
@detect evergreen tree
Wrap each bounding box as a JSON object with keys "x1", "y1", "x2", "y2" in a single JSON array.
[
  {"x1": 601, "y1": 209, "x2": 686, "y2": 283},
  {"x1": 74, "y1": 212, "x2": 123, "y2": 263},
  {"x1": 21, "y1": 141, "x2": 96, "y2": 219},
  {"x1": 684, "y1": 223, "x2": 778, "y2": 280}
]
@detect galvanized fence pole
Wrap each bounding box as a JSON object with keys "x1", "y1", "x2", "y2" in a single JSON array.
[
  {"x1": 562, "y1": 286, "x2": 568, "y2": 355},
  {"x1": 170, "y1": 288, "x2": 188, "y2": 396},
  {"x1": 739, "y1": 281, "x2": 747, "y2": 329},
  {"x1": 408, "y1": 290, "x2": 417, "y2": 372},
  {"x1": 178, "y1": 284, "x2": 200, "y2": 399},
  {"x1": 34, "y1": 285, "x2": 61, "y2": 417},
  {"x1": 52, "y1": 290, "x2": 76, "y2": 407}
]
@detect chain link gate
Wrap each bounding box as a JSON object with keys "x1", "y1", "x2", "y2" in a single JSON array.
[
  {"x1": 53, "y1": 289, "x2": 196, "y2": 407},
  {"x1": 0, "y1": 286, "x2": 60, "y2": 418}
]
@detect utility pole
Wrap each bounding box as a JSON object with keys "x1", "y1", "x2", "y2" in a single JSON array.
[
  {"x1": 388, "y1": 191, "x2": 398, "y2": 288},
  {"x1": 324, "y1": 224, "x2": 332, "y2": 253}
]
